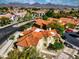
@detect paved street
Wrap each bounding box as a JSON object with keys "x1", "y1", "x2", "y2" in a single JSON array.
[
  {"x1": 0, "y1": 25, "x2": 19, "y2": 45},
  {"x1": 63, "y1": 32, "x2": 79, "y2": 50},
  {"x1": 0, "y1": 20, "x2": 34, "y2": 46}
]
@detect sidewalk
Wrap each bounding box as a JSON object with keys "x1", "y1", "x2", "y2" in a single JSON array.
[
  {"x1": 0, "y1": 22, "x2": 17, "y2": 29},
  {"x1": 0, "y1": 40, "x2": 14, "y2": 57},
  {"x1": 0, "y1": 20, "x2": 34, "y2": 29},
  {"x1": 12, "y1": 20, "x2": 34, "y2": 27}
]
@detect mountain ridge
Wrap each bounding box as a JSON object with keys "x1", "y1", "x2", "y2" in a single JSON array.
[{"x1": 0, "y1": 3, "x2": 79, "y2": 8}]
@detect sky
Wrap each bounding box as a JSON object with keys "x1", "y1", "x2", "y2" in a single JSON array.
[{"x1": 0, "y1": 0, "x2": 79, "y2": 6}]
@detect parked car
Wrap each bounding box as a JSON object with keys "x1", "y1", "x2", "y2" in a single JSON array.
[{"x1": 65, "y1": 28, "x2": 73, "y2": 32}]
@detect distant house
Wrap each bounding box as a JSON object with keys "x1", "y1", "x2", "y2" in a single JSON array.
[
  {"x1": 32, "y1": 10, "x2": 47, "y2": 17},
  {"x1": 11, "y1": 15, "x2": 19, "y2": 21},
  {"x1": 0, "y1": 13, "x2": 13, "y2": 19},
  {"x1": 34, "y1": 17, "x2": 79, "y2": 27},
  {"x1": 59, "y1": 18, "x2": 79, "y2": 25},
  {"x1": 14, "y1": 11, "x2": 26, "y2": 17},
  {"x1": 54, "y1": 9, "x2": 60, "y2": 13}
]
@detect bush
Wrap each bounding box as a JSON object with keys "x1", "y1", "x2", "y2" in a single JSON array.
[
  {"x1": 47, "y1": 42, "x2": 64, "y2": 50},
  {"x1": 0, "y1": 17, "x2": 11, "y2": 26},
  {"x1": 66, "y1": 23, "x2": 75, "y2": 29},
  {"x1": 9, "y1": 35, "x2": 15, "y2": 40},
  {"x1": 52, "y1": 42, "x2": 64, "y2": 50},
  {"x1": 45, "y1": 10, "x2": 53, "y2": 17},
  {"x1": 48, "y1": 22, "x2": 65, "y2": 35},
  {"x1": 7, "y1": 47, "x2": 43, "y2": 59},
  {"x1": 42, "y1": 15, "x2": 48, "y2": 20}
]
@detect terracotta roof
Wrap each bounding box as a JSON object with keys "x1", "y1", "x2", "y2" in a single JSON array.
[
  {"x1": 35, "y1": 19, "x2": 49, "y2": 26},
  {"x1": 16, "y1": 38, "x2": 28, "y2": 47},
  {"x1": 17, "y1": 32, "x2": 43, "y2": 47},
  {"x1": 74, "y1": 20, "x2": 79, "y2": 25},
  {"x1": 35, "y1": 18, "x2": 78, "y2": 26},
  {"x1": 50, "y1": 30, "x2": 60, "y2": 37},
  {"x1": 41, "y1": 30, "x2": 51, "y2": 37},
  {"x1": 59, "y1": 18, "x2": 77, "y2": 25},
  {"x1": 21, "y1": 27, "x2": 36, "y2": 35},
  {"x1": 16, "y1": 17, "x2": 78, "y2": 47},
  {"x1": 16, "y1": 27, "x2": 59, "y2": 47},
  {"x1": 32, "y1": 32, "x2": 43, "y2": 39},
  {"x1": 35, "y1": 19, "x2": 43, "y2": 26}
]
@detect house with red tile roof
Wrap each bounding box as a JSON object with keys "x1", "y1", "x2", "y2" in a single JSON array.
[
  {"x1": 16, "y1": 17, "x2": 78, "y2": 51},
  {"x1": 59, "y1": 18, "x2": 78, "y2": 25},
  {"x1": 35, "y1": 17, "x2": 78, "y2": 27},
  {"x1": 35, "y1": 18, "x2": 48, "y2": 27},
  {"x1": 16, "y1": 27, "x2": 60, "y2": 48}
]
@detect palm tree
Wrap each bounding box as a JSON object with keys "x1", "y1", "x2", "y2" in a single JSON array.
[{"x1": 7, "y1": 47, "x2": 43, "y2": 59}]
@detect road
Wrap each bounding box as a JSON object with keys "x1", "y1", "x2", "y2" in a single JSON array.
[
  {"x1": 0, "y1": 26, "x2": 19, "y2": 45},
  {"x1": 63, "y1": 32, "x2": 79, "y2": 49},
  {"x1": 0, "y1": 20, "x2": 34, "y2": 45}
]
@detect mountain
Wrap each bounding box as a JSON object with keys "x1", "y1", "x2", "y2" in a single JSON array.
[{"x1": 0, "y1": 3, "x2": 79, "y2": 8}]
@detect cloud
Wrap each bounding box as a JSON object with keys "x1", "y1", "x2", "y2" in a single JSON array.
[
  {"x1": 3, "y1": 0, "x2": 57, "y2": 4},
  {"x1": 27, "y1": 0, "x2": 35, "y2": 4},
  {"x1": 0, "y1": 0, "x2": 79, "y2": 6}
]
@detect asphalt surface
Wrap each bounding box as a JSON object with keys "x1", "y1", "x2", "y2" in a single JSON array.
[
  {"x1": 0, "y1": 20, "x2": 34, "y2": 45},
  {"x1": 0, "y1": 25, "x2": 19, "y2": 45},
  {"x1": 63, "y1": 32, "x2": 79, "y2": 48}
]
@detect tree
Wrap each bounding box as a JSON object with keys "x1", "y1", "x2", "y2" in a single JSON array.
[
  {"x1": 42, "y1": 15, "x2": 48, "y2": 20},
  {"x1": 45, "y1": 10, "x2": 53, "y2": 17},
  {"x1": 49, "y1": 42, "x2": 64, "y2": 50},
  {"x1": 7, "y1": 47, "x2": 43, "y2": 59},
  {"x1": 65, "y1": 23, "x2": 75, "y2": 29},
  {"x1": 23, "y1": 13, "x2": 33, "y2": 21},
  {"x1": 32, "y1": 8, "x2": 40, "y2": 11},
  {"x1": 0, "y1": 17, "x2": 11, "y2": 26},
  {"x1": 48, "y1": 21, "x2": 65, "y2": 35},
  {"x1": 47, "y1": 37, "x2": 64, "y2": 50},
  {"x1": 10, "y1": 6, "x2": 13, "y2": 10},
  {"x1": 42, "y1": 10, "x2": 54, "y2": 20}
]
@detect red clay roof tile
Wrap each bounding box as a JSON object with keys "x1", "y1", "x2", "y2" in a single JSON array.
[{"x1": 16, "y1": 39, "x2": 28, "y2": 47}]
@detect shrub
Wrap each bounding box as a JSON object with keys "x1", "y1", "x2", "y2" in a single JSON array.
[
  {"x1": 47, "y1": 42, "x2": 64, "y2": 50},
  {"x1": 42, "y1": 15, "x2": 48, "y2": 20},
  {"x1": 7, "y1": 47, "x2": 43, "y2": 59},
  {"x1": 0, "y1": 17, "x2": 11, "y2": 26},
  {"x1": 52, "y1": 42, "x2": 64, "y2": 50},
  {"x1": 66, "y1": 23, "x2": 75, "y2": 29}
]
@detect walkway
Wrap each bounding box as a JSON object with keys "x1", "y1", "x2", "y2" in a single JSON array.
[
  {"x1": 41, "y1": 47, "x2": 78, "y2": 59},
  {"x1": 0, "y1": 40, "x2": 14, "y2": 57}
]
